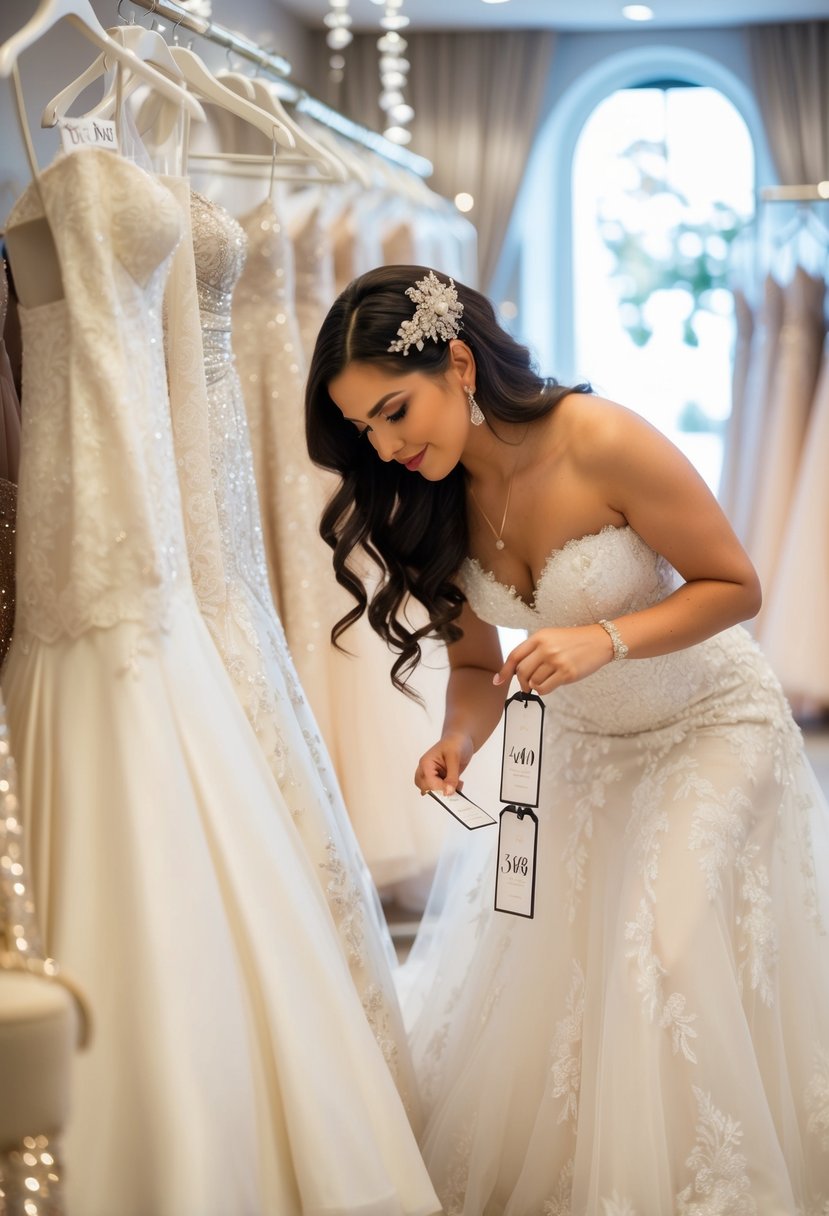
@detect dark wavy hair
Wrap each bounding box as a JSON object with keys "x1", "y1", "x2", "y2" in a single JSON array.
[{"x1": 305, "y1": 265, "x2": 591, "y2": 695}]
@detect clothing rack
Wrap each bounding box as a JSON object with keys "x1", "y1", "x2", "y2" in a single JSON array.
[
  {"x1": 125, "y1": 0, "x2": 433, "y2": 178},
  {"x1": 759, "y1": 183, "x2": 829, "y2": 202}
]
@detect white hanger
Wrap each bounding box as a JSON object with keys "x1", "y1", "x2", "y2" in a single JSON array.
[
  {"x1": 42, "y1": 22, "x2": 203, "y2": 129},
  {"x1": 0, "y1": 0, "x2": 203, "y2": 121},
  {"x1": 219, "y1": 72, "x2": 348, "y2": 183},
  {"x1": 168, "y1": 45, "x2": 295, "y2": 149}
]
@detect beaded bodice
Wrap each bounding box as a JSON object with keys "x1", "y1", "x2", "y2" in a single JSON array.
[
  {"x1": 190, "y1": 190, "x2": 247, "y2": 385},
  {"x1": 6, "y1": 150, "x2": 186, "y2": 643},
  {"x1": 461, "y1": 525, "x2": 789, "y2": 735}
]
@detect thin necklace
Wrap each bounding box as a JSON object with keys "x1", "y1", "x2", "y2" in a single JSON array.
[{"x1": 469, "y1": 473, "x2": 515, "y2": 552}]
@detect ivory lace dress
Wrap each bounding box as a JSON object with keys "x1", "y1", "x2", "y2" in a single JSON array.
[
  {"x1": 2, "y1": 148, "x2": 439, "y2": 1216},
  {"x1": 403, "y1": 524, "x2": 829, "y2": 1215}
]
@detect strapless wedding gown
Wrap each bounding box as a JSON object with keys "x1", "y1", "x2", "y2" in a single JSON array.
[
  {"x1": 403, "y1": 524, "x2": 829, "y2": 1214},
  {"x1": 2, "y1": 148, "x2": 439, "y2": 1216}
]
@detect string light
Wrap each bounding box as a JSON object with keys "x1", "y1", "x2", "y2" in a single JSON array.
[
  {"x1": 377, "y1": 4, "x2": 413, "y2": 145},
  {"x1": 325, "y1": 0, "x2": 352, "y2": 83}
]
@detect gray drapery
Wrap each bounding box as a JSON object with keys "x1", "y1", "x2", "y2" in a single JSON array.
[
  {"x1": 327, "y1": 29, "x2": 556, "y2": 288},
  {"x1": 748, "y1": 21, "x2": 829, "y2": 184}
]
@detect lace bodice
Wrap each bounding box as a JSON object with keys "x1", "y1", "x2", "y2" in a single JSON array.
[
  {"x1": 460, "y1": 524, "x2": 789, "y2": 735},
  {"x1": 7, "y1": 150, "x2": 187, "y2": 643}
]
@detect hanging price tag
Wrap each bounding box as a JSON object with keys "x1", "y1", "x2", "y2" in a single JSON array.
[
  {"x1": 499, "y1": 692, "x2": 545, "y2": 808},
  {"x1": 494, "y1": 806, "x2": 538, "y2": 918},
  {"x1": 58, "y1": 117, "x2": 119, "y2": 154},
  {"x1": 427, "y1": 788, "x2": 497, "y2": 830}
]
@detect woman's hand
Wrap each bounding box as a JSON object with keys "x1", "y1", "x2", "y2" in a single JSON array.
[
  {"x1": 493, "y1": 624, "x2": 614, "y2": 695},
  {"x1": 415, "y1": 731, "x2": 476, "y2": 796}
]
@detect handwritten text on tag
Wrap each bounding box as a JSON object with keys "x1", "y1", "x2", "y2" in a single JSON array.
[{"x1": 59, "y1": 118, "x2": 119, "y2": 155}]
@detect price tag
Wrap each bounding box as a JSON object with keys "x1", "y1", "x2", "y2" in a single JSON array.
[
  {"x1": 494, "y1": 806, "x2": 538, "y2": 918},
  {"x1": 427, "y1": 788, "x2": 497, "y2": 830},
  {"x1": 499, "y1": 692, "x2": 545, "y2": 808},
  {"x1": 59, "y1": 117, "x2": 119, "y2": 155}
]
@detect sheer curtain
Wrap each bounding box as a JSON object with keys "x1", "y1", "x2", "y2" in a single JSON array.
[
  {"x1": 748, "y1": 21, "x2": 829, "y2": 184},
  {"x1": 330, "y1": 30, "x2": 556, "y2": 288}
]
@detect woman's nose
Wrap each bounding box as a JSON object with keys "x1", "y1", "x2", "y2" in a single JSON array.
[{"x1": 371, "y1": 431, "x2": 405, "y2": 463}]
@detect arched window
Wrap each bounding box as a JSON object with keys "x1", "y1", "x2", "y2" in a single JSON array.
[
  {"x1": 573, "y1": 82, "x2": 754, "y2": 489},
  {"x1": 496, "y1": 43, "x2": 773, "y2": 490}
]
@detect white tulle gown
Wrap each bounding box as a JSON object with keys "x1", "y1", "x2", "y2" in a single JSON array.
[
  {"x1": 167, "y1": 180, "x2": 423, "y2": 1113},
  {"x1": 403, "y1": 524, "x2": 829, "y2": 1215},
  {"x1": 2, "y1": 147, "x2": 439, "y2": 1216}
]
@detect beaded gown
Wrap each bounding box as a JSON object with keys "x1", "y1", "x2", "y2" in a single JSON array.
[
  {"x1": 233, "y1": 192, "x2": 450, "y2": 899},
  {"x1": 402, "y1": 524, "x2": 829, "y2": 1214},
  {"x1": 1, "y1": 147, "x2": 440, "y2": 1216},
  {"x1": 167, "y1": 181, "x2": 422, "y2": 1114}
]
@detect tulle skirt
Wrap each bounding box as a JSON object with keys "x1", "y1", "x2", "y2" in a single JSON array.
[{"x1": 4, "y1": 595, "x2": 439, "y2": 1216}]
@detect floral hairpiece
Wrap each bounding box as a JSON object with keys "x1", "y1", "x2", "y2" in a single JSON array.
[{"x1": 387, "y1": 269, "x2": 464, "y2": 356}]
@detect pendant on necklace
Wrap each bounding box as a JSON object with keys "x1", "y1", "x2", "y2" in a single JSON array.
[{"x1": 495, "y1": 539, "x2": 505, "y2": 551}]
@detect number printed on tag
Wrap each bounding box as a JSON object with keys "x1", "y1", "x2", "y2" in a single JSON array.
[
  {"x1": 500, "y1": 693, "x2": 545, "y2": 808},
  {"x1": 494, "y1": 806, "x2": 538, "y2": 918}
]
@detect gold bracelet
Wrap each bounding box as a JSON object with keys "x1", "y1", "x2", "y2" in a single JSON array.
[{"x1": 598, "y1": 618, "x2": 629, "y2": 661}]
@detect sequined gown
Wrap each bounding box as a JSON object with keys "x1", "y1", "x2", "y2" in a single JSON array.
[
  {"x1": 231, "y1": 196, "x2": 338, "y2": 740},
  {"x1": 402, "y1": 524, "x2": 829, "y2": 1214},
  {"x1": 1, "y1": 148, "x2": 440, "y2": 1216},
  {"x1": 172, "y1": 185, "x2": 423, "y2": 1116},
  {"x1": 233, "y1": 194, "x2": 450, "y2": 899}
]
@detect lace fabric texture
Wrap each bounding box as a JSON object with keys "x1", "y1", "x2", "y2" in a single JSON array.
[
  {"x1": 2, "y1": 150, "x2": 439, "y2": 1216},
  {"x1": 7, "y1": 152, "x2": 187, "y2": 644},
  {"x1": 403, "y1": 524, "x2": 829, "y2": 1214}
]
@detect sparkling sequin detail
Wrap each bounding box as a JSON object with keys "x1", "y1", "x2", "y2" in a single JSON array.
[
  {"x1": 0, "y1": 1134, "x2": 65, "y2": 1216},
  {"x1": 176, "y1": 191, "x2": 421, "y2": 1117}
]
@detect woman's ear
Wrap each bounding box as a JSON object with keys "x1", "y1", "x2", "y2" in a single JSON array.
[{"x1": 447, "y1": 339, "x2": 476, "y2": 389}]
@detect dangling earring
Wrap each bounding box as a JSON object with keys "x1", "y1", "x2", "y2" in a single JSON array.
[{"x1": 465, "y1": 386, "x2": 485, "y2": 427}]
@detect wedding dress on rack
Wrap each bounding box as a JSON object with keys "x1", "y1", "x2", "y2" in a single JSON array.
[
  {"x1": 746, "y1": 264, "x2": 825, "y2": 604},
  {"x1": 230, "y1": 185, "x2": 339, "y2": 738},
  {"x1": 167, "y1": 175, "x2": 423, "y2": 1115},
  {"x1": 728, "y1": 274, "x2": 784, "y2": 546},
  {"x1": 230, "y1": 179, "x2": 450, "y2": 900},
  {"x1": 1, "y1": 140, "x2": 439, "y2": 1216},
  {"x1": 762, "y1": 338, "x2": 829, "y2": 702}
]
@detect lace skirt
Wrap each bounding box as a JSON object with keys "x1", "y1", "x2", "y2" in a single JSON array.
[{"x1": 401, "y1": 696, "x2": 829, "y2": 1214}]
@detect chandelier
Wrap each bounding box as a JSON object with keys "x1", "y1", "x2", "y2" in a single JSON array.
[{"x1": 376, "y1": 0, "x2": 413, "y2": 145}]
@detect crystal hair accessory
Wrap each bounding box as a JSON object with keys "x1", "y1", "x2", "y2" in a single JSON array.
[{"x1": 387, "y1": 270, "x2": 464, "y2": 356}]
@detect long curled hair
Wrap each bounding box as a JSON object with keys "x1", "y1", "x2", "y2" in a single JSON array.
[{"x1": 305, "y1": 265, "x2": 591, "y2": 694}]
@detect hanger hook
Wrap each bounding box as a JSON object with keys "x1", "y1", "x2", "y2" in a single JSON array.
[
  {"x1": 117, "y1": 0, "x2": 135, "y2": 23},
  {"x1": 170, "y1": 12, "x2": 186, "y2": 44},
  {"x1": 142, "y1": 0, "x2": 158, "y2": 29}
]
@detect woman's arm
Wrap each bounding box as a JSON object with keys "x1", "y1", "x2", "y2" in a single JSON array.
[
  {"x1": 415, "y1": 599, "x2": 508, "y2": 795},
  {"x1": 496, "y1": 398, "x2": 762, "y2": 693}
]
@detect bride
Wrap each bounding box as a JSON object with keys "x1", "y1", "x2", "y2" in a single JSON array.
[{"x1": 305, "y1": 264, "x2": 829, "y2": 1214}]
